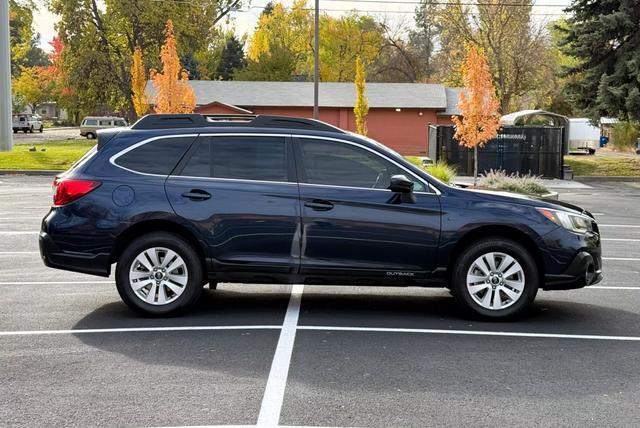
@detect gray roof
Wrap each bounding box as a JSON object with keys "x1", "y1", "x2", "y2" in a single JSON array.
[
  {"x1": 438, "y1": 87, "x2": 465, "y2": 116},
  {"x1": 145, "y1": 80, "x2": 450, "y2": 109}
]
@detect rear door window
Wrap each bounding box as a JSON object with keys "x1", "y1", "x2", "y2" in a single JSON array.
[
  {"x1": 179, "y1": 136, "x2": 289, "y2": 182},
  {"x1": 114, "y1": 136, "x2": 195, "y2": 175},
  {"x1": 99, "y1": 120, "x2": 112, "y2": 126}
]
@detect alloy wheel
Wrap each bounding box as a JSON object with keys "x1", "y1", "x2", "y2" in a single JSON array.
[
  {"x1": 466, "y1": 252, "x2": 525, "y2": 310},
  {"x1": 129, "y1": 247, "x2": 189, "y2": 305}
]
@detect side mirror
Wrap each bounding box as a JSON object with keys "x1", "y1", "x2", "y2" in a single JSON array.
[
  {"x1": 389, "y1": 174, "x2": 414, "y2": 193},
  {"x1": 388, "y1": 174, "x2": 416, "y2": 204}
]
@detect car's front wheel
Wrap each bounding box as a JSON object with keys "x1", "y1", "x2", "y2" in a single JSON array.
[
  {"x1": 115, "y1": 232, "x2": 203, "y2": 316},
  {"x1": 451, "y1": 238, "x2": 539, "y2": 319}
]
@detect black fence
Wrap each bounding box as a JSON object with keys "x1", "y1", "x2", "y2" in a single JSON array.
[{"x1": 431, "y1": 125, "x2": 564, "y2": 178}]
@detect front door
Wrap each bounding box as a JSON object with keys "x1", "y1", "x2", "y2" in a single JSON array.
[
  {"x1": 165, "y1": 134, "x2": 300, "y2": 274},
  {"x1": 294, "y1": 137, "x2": 441, "y2": 281}
]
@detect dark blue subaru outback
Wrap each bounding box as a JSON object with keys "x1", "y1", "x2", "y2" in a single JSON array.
[{"x1": 40, "y1": 114, "x2": 602, "y2": 319}]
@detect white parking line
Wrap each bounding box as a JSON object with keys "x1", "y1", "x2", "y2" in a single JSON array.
[
  {"x1": 0, "y1": 251, "x2": 39, "y2": 255},
  {"x1": 602, "y1": 257, "x2": 640, "y2": 261},
  {"x1": 601, "y1": 238, "x2": 640, "y2": 242},
  {"x1": 298, "y1": 326, "x2": 640, "y2": 342},
  {"x1": 600, "y1": 224, "x2": 640, "y2": 228},
  {"x1": 0, "y1": 281, "x2": 113, "y2": 285},
  {"x1": 589, "y1": 286, "x2": 640, "y2": 290},
  {"x1": 0, "y1": 231, "x2": 39, "y2": 235},
  {"x1": 0, "y1": 325, "x2": 281, "y2": 336},
  {"x1": 2, "y1": 321, "x2": 640, "y2": 343},
  {"x1": 257, "y1": 284, "x2": 304, "y2": 427}
]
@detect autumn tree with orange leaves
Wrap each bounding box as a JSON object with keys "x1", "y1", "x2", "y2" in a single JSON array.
[
  {"x1": 131, "y1": 47, "x2": 148, "y2": 118},
  {"x1": 452, "y1": 45, "x2": 501, "y2": 185},
  {"x1": 150, "y1": 20, "x2": 196, "y2": 114}
]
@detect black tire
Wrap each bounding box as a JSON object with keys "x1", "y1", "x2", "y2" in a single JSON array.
[
  {"x1": 86, "y1": 132, "x2": 95, "y2": 139},
  {"x1": 588, "y1": 148, "x2": 596, "y2": 155},
  {"x1": 115, "y1": 232, "x2": 203, "y2": 316},
  {"x1": 39, "y1": 125, "x2": 44, "y2": 133},
  {"x1": 29, "y1": 126, "x2": 34, "y2": 133},
  {"x1": 13, "y1": 129, "x2": 17, "y2": 133},
  {"x1": 451, "y1": 238, "x2": 539, "y2": 319}
]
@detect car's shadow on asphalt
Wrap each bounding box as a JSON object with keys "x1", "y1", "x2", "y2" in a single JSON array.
[{"x1": 69, "y1": 287, "x2": 640, "y2": 397}]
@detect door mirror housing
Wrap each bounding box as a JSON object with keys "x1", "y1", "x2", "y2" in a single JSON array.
[{"x1": 388, "y1": 174, "x2": 416, "y2": 204}]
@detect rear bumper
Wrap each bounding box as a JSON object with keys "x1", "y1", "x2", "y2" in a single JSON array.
[
  {"x1": 39, "y1": 231, "x2": 111, "y2": 277},
  {"x1": 544, "y1": 250, "x2": 603, "y2": 290}
]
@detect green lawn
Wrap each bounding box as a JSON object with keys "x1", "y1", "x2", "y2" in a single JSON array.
[
  {"x1": 565, "y1": 155, "x2": 640, "y2": 176},
  {"x1": 0, "y1": 141, "x2": 95, "y2": 170}
]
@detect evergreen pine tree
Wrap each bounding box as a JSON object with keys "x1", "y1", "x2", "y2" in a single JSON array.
[
  {"x1": 216, "y1": 37, "x2": 247, "y2": 80},
  {"x1": 561, "y1": 0, "x2": 640, "y2": 121}
]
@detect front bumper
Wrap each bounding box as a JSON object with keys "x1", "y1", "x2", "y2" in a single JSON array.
[{"x1": 544, "y1": 250, "x2": 603, "y2": 290}]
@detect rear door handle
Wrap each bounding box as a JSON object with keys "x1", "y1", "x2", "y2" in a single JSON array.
[
  {"x1": 304, "y1": 199, "x2": 334, "y2": 211},
  {"x1": 181, "y1": 189, "x2": 211, "y2": 201}
]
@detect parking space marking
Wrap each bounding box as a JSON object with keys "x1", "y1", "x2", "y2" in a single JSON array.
[
  {"x1": 589, "y1": 286, "x2": 640, "y2": 290},
  {"x1": 602, "y1": 238, "x2": 640, "y2": 242},
  {"x1": 298, "y1": 326, "x2": 640, "y2": 342},
  {"x1": 0, "y1": 251, "x2": 39, "y2": 255},
  {"x1": 600, "y1": 224, "x2": 640, "y2": 228},
  {"x1": 0, "y1": 280, "x2": 113, "y2": 285},
  {"x1": 603, "y1": 257, "x2": 640, "y2": 261},
  {"x1": 257, "y1": 284, "x2": 304, "y2": 427},
  {"x1": 0, "y1": 325, "x2": 282, "y2": 337},
  {"x1": 0, "y1": 231, "x2": 39, "y2": 235}
]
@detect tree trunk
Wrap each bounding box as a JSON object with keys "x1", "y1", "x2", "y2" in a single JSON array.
[{"x1": 473, "y1": 145, "x2": 479, "y2": 186}]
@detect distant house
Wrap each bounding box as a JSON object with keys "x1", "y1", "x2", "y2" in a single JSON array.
[{"x1": 145, "y1": 81, "x2": 462, "y2": 156}]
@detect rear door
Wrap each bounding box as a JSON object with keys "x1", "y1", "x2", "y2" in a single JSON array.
[
  {"x1": 295, "y1": 136, "x2": 441, "y2": 279},
  {"x1": 165, "y1": 134, "x2": 301, "y2": 274}
]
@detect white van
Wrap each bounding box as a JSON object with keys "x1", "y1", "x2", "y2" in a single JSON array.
[{"x1": 80, "y1": 116, "x2": 128, "y2": 139}]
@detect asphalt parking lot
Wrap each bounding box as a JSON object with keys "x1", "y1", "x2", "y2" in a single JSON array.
[
  {"x1": 12, "y1": 127, "x2": 82, "y2": 144},
  {"x1": 1, "y1": 175, "x2": 640, "y2": 427}
]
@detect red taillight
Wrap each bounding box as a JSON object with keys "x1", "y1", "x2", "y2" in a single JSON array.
[{"x1": 53, "y1": 178, "x2": 101, "y2": 206}]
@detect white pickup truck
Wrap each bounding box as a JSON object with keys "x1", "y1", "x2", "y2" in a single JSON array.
[{"x1": 12, "y1": 114, "x2": 44, "y2": 133}]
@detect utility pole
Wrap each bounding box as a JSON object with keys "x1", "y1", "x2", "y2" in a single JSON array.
[
  {"x1": 0, "y1": 0, "x2": 12, "y2": 152},
  {"x1": 313, "y1": 0, "x2": 319, "y2": 119}
]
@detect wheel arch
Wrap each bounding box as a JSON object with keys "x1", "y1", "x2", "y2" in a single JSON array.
[
  {"x1": 111, "y1": 219, "x2": 208, "y2": 272},
  {"x1": 448, "y1": 225, "x2": 545, "y2": 281}
]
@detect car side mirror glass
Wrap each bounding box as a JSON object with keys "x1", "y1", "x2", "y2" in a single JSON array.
[{"x1": 388, "y1": 174, "x2": 416, "y2": 204}]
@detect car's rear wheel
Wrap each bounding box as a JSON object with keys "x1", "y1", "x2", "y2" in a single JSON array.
[
  {"x1": 29, "y1": 126, "x2": 34, "y2": 133},
  {"x1": 86, "y1": 132, "x2": 95, "y2": 139},
  {"x1": 451, "y1": 238, "x2": 539, "y2": 319},
  {"x1": 39, "y1": 125, "x2": 44, "y2": 133},
  {"x1": 115, "y1": 232, "x2": 203, "y2": 316}
]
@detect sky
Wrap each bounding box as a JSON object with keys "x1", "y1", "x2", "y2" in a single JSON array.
[{"x1": 32, "y1": 0, "x2": 574, "y2": 52}]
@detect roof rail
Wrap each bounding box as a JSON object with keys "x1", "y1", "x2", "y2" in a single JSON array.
[{"x1": 131, "y1": 114, "x2": 344, "y2": 133}]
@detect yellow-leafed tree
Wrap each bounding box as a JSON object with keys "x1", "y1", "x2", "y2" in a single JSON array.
[
  {"x1": 354, "y1": 57, "x2": 369, "y2": 136},
  {"x1": 452, "y1": 45, "x2": 501, "y2": 185},
  {"x1": 150, "y1": 20, "x2": 196, "y2": 114},
  {"x1": 131, "y1": 47, "x2": 148, "y2": 118}
]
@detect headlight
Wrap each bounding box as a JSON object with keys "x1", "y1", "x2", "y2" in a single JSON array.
[{"x1": 537, "y1": 208, "x2": 593, "y2": 234}]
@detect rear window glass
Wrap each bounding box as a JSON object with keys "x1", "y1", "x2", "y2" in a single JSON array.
[
  {"x1": 83, "y1": 119, "x2": 97, "y2": 126},
  {"x1": 180, "y1": 136, "x2": 287, "y2": 182},
  {"x1": 98, "y1": 120, "x2": 111, "y2": 126},
  {"x1": 115, "y1": 137, "x2": 194, "y2": 175}
]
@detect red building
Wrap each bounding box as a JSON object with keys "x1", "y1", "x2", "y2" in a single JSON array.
[{"x1": 146, "y1": 81, "x2": 462, "y2": 156}]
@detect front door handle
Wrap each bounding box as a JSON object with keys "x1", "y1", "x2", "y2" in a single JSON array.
[
  {"x1": 181, "y1": 189, "x2": 211, "y2": 201},
  {"x1": 304, "y1": 199, "x2": 334, "y2": 211}
]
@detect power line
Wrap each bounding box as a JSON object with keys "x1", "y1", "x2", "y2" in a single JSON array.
[
  {"x1": 242, "y1": 5, "x2": 567, "y2": 15},
  {"x1": 320, "y1": 0, "x2": 570, "y2": 7}
]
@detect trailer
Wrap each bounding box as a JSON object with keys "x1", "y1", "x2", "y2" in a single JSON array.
[{"x1": 568, "y1": 118, "x2": 600, "y2": 154}]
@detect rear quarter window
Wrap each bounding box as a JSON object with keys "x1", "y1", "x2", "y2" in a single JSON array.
[{"x1": 114, "y1": 137, "x2": 195, "y2": 175}]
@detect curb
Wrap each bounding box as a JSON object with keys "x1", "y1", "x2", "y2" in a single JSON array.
[
  {"x1": 0, "y1": 169, "x2": 63, "y2": 176},
  {"x1": 574, "y1": 176, "x2": 640, "y2": 183}
]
